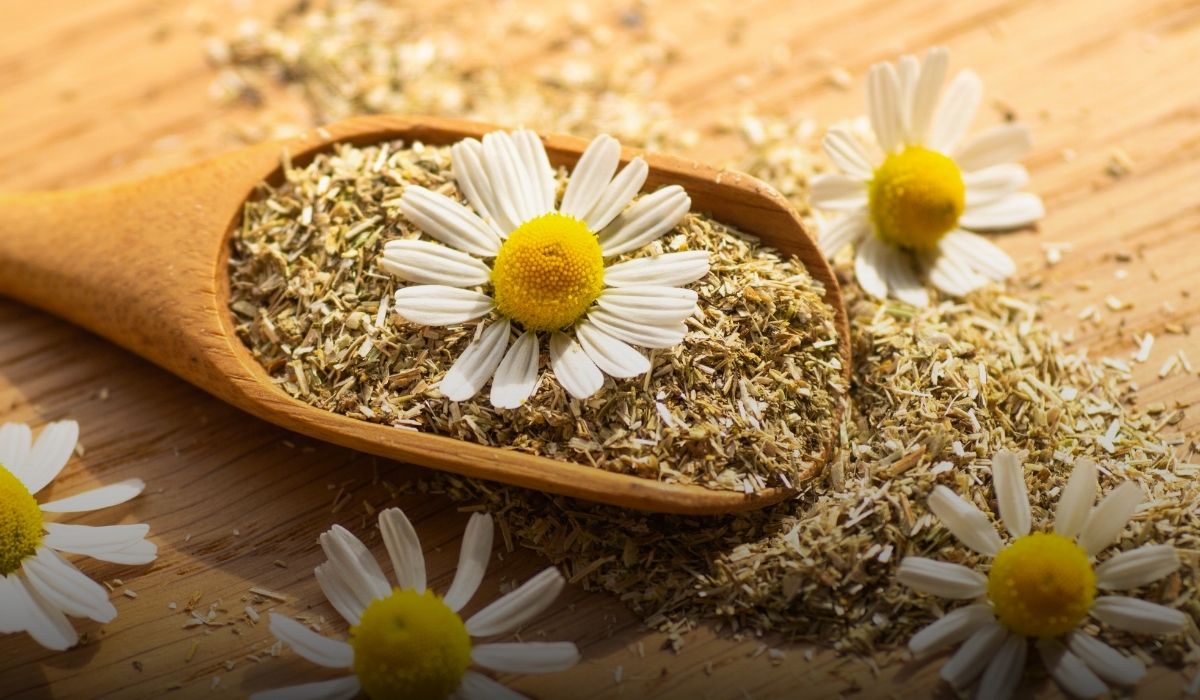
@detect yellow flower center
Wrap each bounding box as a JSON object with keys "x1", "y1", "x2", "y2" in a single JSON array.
[
  {"x1": 350, "y1": 589, "x2": 472, "y2": 700},
  {"x1": 868, "y1": 145, "x2": 965, "y2": 251},
  {"x1": 988, "y1": 532, "x2": 1095, "y2": 638},
  {"x1": 0, "y1": 465, "x2": 43, "y2": 575},
  {"x1": 491, "y1": 212, "x2": 605, "y2": 331}
]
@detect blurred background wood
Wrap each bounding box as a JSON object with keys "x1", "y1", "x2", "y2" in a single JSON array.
[{"x1": 0, "y1": 0, "x2": 1197, "y2": 697}]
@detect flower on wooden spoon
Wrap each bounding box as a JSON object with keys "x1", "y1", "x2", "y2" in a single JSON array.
[
  {"x1": 811, "y1": 47, "x2": 1044, "y2": 306},
  {"x1": 897, "y1": 451, "x2": 1187, "y2": 699},
  {"x1": 253, "y1": 508, "x2": 579, "y2": 700},
  {"x1": 0, "y1": 420, "x2": 156, "y2": 650},
  {"x1": 383, "y1": 129, "x2": 707, "y2": 407}
]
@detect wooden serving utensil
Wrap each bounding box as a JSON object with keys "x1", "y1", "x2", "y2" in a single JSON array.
[{"x1": 0, "y1": 115, "x2": 850, "y2": 515}]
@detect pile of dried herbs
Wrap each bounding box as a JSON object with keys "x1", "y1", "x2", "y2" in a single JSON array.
[
  {"x1": 209, "y1": 0, "x2": 1199, "y2": 671},
  {"x1": 228, "y1": 140, "x2": 845, "y2": 491}
]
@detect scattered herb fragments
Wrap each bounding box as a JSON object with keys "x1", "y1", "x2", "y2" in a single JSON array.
[
  {"x1": 431, "y1": 279, "x2": 1199, "y2": 662},
  {"x1": 228, "y1": 140, "x2": 845, "y2": 491}
]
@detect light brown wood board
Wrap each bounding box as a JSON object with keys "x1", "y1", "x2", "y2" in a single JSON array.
[{"x1": 0, "y1": 0, "x2": 1197, "y2": 698}]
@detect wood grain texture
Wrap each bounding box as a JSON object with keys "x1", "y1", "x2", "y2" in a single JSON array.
[
  {"x1": 0, "y1": 0, "x2": 1197, "y2": 698},
  {"x1": 0, "y1": 113, "x2": 849, "y2": 514}
]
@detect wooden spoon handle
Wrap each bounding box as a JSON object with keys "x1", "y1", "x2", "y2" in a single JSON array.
[{"x1": 0, "y1": 142, "x2": 282, "y2": 386}]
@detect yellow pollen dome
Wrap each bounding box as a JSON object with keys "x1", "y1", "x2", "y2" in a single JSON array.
[
  {"x1": 868, "y1": 145, "x2": 966, "y2": 251},
  {"x1": 491, "y1": 213, "x2": 605, "y2": 331},
  {"x1": 350, "y1": 588, "x2": 472, "y2": 700},
  {"x1": 0, "y1": 465, "x2": 44, "y2": 575},
  {"x1": 988, "y1": 532, "x2": 1096, "y2": 638}
]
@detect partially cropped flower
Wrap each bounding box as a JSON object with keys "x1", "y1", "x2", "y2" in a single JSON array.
[
  {"x1": 384, "y1": 129, "x2": 708, "y2": 407},
  {"x1": 254, "y1": 508, "x2": 579, "y2": 700},
  {"x1": 0, "y1": 421, "x2": 156, "y2": 650},
  {"x1": 812, "y1": 47, "x2": 1044, "y2": 306},
  {"x1": 898, "y1": 451, "x2": 1187, "y2": 699}
]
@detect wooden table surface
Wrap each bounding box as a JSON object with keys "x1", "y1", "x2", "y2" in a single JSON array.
[{"x1": 2, "y1": 0, "x2": 1198, "y2": 698}]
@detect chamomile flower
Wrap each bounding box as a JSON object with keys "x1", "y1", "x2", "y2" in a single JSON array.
[
  {"x1": 898, "y1": 451, "x2": 1187, "y2": 699},
  {"x1": 0, "y1": 420, "x2": 156, "y2": 650},
  {"x1": 254, "y1": 508, "x2": 579, "y2": 700},
  {"x1": 812, "y1": 47, "x2": 1044, "y2": 306},
  {"x1": 384, "y1": 129, "x2": 708, "y2": 407}
]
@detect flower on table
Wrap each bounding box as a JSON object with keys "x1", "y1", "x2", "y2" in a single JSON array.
[
  {"x1": 253, "y1": 508, "x2": 579, "y2": 700},
  {"x1": 0, "y1": 420, "x2": 156, "y2": 650},
  {"x1": 383, "y1": 129, "x2": 708, "y2": 407},
  {"x1": 812, "y1": 47, "x2": 1044, "y2": 306},
  {"x1": 897, "y1": 451, "x2": 1187, "y2": 699}
]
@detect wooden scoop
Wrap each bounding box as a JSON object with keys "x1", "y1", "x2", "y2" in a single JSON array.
[{"x1": 0, "y1": 115, "x2": 850, "y2": 515}]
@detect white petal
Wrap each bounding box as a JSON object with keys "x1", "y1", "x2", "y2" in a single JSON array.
[
  {"x1": 561, "y1": 134, "x2": 621, "y2": 220},
  {"x1": 575, "y1": 321, "x2": 650, "y2": 379},
  {"x1": 1078, "y1": 482, "x2": 1142, "y2": 557},
  {"x1": 400, "y1": 186, "x2": 503, "y2": 257},
  {"x1": 10, "y1": 575, "x2": 77, "y2": 650},
  {"x1": 867, "y1": 61, "x2": 904, "y2": 153},
  {"x1": 481, "y1": 131, "x2": 543, "y2": 226},
  {"x1": 378, "y1": 508, "x2": 426, "y2": 593},
  {"x1": 909, "y1": 47, "x2": 948, "y2": 145},
  {"x1": 928, "y1": 69, "x2": 982, "y2": 152},
  {"x1": 1066, "y1": 631, "x2": 1145, "y2": 687},
  {"x1": 876, "y1": 241, "x2": 929, "y2": 307},
  {"x1": 251, "y1": 676, "x2": 361, "y2": 700},
  {"x1": 549, "y1": 332, "x2": 604, "y2": 400},
  {"x1": 512, "y1": 129, "x2": 556, "y2": 215},
  {"x1": 955, "y1": 123, "x2": 1032, "y2": 173},
  {"x1": 896, "y1": 557, "x2": 988, "y2": 599},
  {"x1": 964, "y1": 164, "x2": 1030, "y2": 206},
  {"x1": 39, "y1": 479, "x2": 145, "y2": 513},
  {"x1": 79, "y1": 538, "x2": 156, "y2": 565},
  {"x1": 927, "y1": 485, "x2": 1003, "y2": 556},
  {"x1": 269, "y1": 613, "x2": 353, "y2": 668},
  {"x1": 1095, "y1": 544, "x2": 1181, "y2": 591},
  {"x1": 908, "y1": 603, "x2": 995, "y2": 656},
  {"x1": 977, "y1": 633, "x2": 1027, "y2": 700},
  {"x1": 822, "y1": 127, "x2": 874, "y2": 180},
  {"x1": 490, "y1": 331, "x2": 540, "y2": 409},
  {"x1": 598, "y1": 186, "x2": 691, "y2": 257},
  {"x1": 43, "y1": 523, "x2": 148, "y2": 550},
  {"x1": 318, "y1": 526, "x2": 390, "y2": 608},
  {"x1": 809, "y1": 173, "x2": 869, "y2": 211},
  {"x1": 939, "y1": 230, "x2": 1016, "y2": 282},
  {"x1": 603, "y1": 251, "x2": 710, "y2": 288},
  {"x1": 466, "y1": 567, "x2": 565, "y2": 638},
  {"x1": 0, "y1": 423, "x2": 32, "y2": 476},
  {"x1": 584, "y1": 157, "x2": 648, "y2": 231},
  {"x1": 853, "y1": 235, "x2": 890, "y2": 301},
  {"x1": 897, "y1": 55, "x2": 920, "y2": 137},
  {"x1": 1091, "y1": 596, "x2": 1188, "y2": 635},
  {"x1": 452, "y1": 138, "x2": 511, "y2": 234},
  {"x1": 20, "y1": 421, "x2": 79, "y2": 495},
  {"x1": 443, "y1": 513, "x2": 494, "y2": 613},
  {"x1": 922, "y1": 248, "x2": 988, "y2": 298},
  {"x1": 381, "y1": 240, "x2": 492, "y2": 287},
  {"x1": 991, "y1": 450, "x2": 1031, "y2": 539},
  {"x1": 959, "y1": 192, "x2": 1044, "y2": 231},
  {"x1": 597, "y1": 286, "x2": 698, "y2": 326},
  {"x1": 22, "y1": 548, "x2": 115, "y2": 622},
  {"x1": 455, "y1": 671, "x2": 528, "y2": 700},
  {"x1": 1055, "y1": 459, "x2": 1097, "y2": 539},
  {"x1": 440, "y1": 320, "x2": 511, "y2": 401},
  {"x1": 315, "y1": 562, "x2": 364, "y2": 625},
  {"x1": 472, "y1": 642, "x2": 580, "y2": 674},
  {"x1": 940, "y1": 622, "x2": 1007, "y2": 689},
  {"x1": 393, "y1": 285, "x2": 494, "y2": 327},
  {"x1": 818, "y1": 213, "x2": 869, "y2": 259},
  {"x1": 0, "y1": 575, "x2": 27, "y2": 632},
  {"x1": 586, "y1": 309, "x2": 686, "y2": 349},
  {"x1": 1038, "y1": 638, "x2": 1108, "y2": 699}
]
